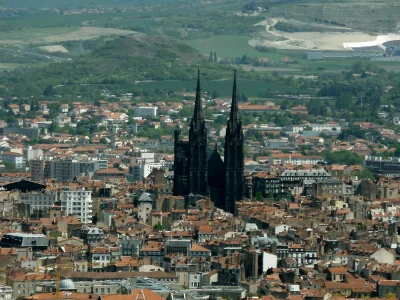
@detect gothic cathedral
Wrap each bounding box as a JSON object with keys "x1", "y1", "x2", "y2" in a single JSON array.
[{"x1": 173, "y1": 70, "x2": 244, "y2": 214}]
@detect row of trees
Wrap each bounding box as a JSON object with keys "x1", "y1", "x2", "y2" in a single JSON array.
[{"x1": 209, "y1": 52, "x2": 218, "y2": 62}]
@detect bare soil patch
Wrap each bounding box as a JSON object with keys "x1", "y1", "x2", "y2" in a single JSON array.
[
  {"x1": 250, "y1": 18, "x2": 380, "y2": 50},
  {"x1": 38, "y1": 45, "x2": 69, "y2": 53},
  {"x1": 39, "y1": 27, "x2": 139, "y2": 44}
]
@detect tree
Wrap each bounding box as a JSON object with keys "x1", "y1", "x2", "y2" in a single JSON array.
[
  {"x1": 92, "y1": 213, "x2": 98, "y2": 225},
  {"x1": 153, "y1": 222, "x2": 163, "y2": 232},
  {"x1": 351, "y1": 168, "x2": 373, "y2": 179},
  {"x1": 211, "y1": 90, "x2": 219, "y2": 99},
  {"x1": 100, "y1": 138, "x2": 109, "y2": 145},
  {"x1": 385, "y1": 292, "x2": 396, "y2": 299},
  {"x1": 49, "y1": 231, "x2": 62, "y2": 239},
  {"x1": 239, "y1": 93, "x2": 248, "y2": 102},
  {"x1": 213, "y1": 52, "x2": 217, "y2": 62},
  {"x1": 394, "y1": 146, "x2": 400, "y2": 157},
  {"x1": 319, "y1": 132, "x2": 330, "y2": 140},
  {"x1": 255, "y1": 192, "x2": 263, "y2": 201},
  {"x1": 43, "y1": 84, "x2": 55, "y2": 96},
  {"x1": 209, "y1": 51, "x2": 213, "y2": 61},
  {"x1": 178, "y1": 105, "x2": 194, "y2": 118},
  {"x1": 3, "y1": 162, "x2": 16, "y2": 172},
  {"x1": 336, "y1": 93, "x2": 352, "y2": 111}
]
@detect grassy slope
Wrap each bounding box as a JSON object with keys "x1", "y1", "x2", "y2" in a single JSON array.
[{"x1": 184, "y1": 35, "x2": 284, "y2": 60}]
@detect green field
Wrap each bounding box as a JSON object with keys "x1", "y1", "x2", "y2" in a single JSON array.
[
  {"x1": 184, "y1": 35, "x2": 284, "y2": 60},
  {"x1": 0, "y1": 63, "x2": 21, "y2": 69}
]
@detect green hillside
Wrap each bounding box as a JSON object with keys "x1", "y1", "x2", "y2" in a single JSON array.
[{"x1": 0, "y1": 35, "x2": 208, "y2": 96}]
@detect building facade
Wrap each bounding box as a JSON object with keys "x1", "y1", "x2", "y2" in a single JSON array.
[
  {"x1": 60, "y1": 188, "x2": 92, "y2": 224},
  {"x1": 363, "y1": 156, "x2": 400, "y2": 177},
  {"x1": 2, "y1": 152, "x2": 26, "y2": 169},
  {"x1": 19, "y1": 189, "x2": 57, "y2": 212},
  {"x1": 30, "y1": 158, "x2": 108, "y2": 182},
  {"x1": 134, "y1": 106, "x2": 158, "y2": 118}
]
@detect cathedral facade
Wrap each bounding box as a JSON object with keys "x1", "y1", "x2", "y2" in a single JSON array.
[{"x1": 173, "y1": 70, "x2": 244, "y2": 214}]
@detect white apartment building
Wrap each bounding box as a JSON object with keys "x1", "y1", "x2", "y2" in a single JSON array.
[
  {"x1": 19, "y1": 190, "x2": 57, "y2": 212},
  {"x1": 60, "y1": 188, "x2": 92, "y2": 224},
  {"x1": 91, "y1": 250, "x2": 111, "y2": 268},
  {"x1": 284, "y1": 122, "x2": 341, "y2": 133},
  {"x1": 134, "y1": 106, "x2": 158, "y2": 118},
  {"x1": 2, "y1": 152, "x2": 26, "y2": 169},
  {"x1": 310, "y1": 122, "x2": 341, "y2": 132},
  {"x1": 0, "y1": 284, "x2": 12, "y2": 299},
  {"x1": 140, "y1": 161, "x2": 165, "y2": 179},
  {"x1": 269, "y1": 154, "x2": 325, "y2": 166}
]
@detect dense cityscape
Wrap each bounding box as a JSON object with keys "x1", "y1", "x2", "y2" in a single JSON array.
[
  {"x1": 0, "y1": 68, "x2": 399, "y2": 300},
  {"x1": 0, "y1": 0, "x2": 400, "y2": 300}
]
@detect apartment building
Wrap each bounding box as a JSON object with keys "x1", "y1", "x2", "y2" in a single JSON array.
[
  {"x1": 80, "y1": 227, "x2": 105, "y2": 246},
  {"x1": 19, "y1": 189, "x2": 57, "y2": 212},
  {"x1": 60, "y1": 188, "x2": 92, "y2": 224},
  {"x1": 134, "y1": 106, "x2": 158, "y2": 118},
  {"x1": 30, "y1": 158, "x2": 108, "y2": 181},
  {"x1": 268, "y1": 153, "x2": 325, "y2": 166},
  {"x1": 2, "y1": 152, "x2": 26, "y2": 169},
  {"x1": 363, "y1": 156, "x2": 400, "y2": 177}
]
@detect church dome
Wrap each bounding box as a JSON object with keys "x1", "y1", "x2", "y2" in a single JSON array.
[{"x1": 59, "y1": 278, "x2": 75, "y2": 291}]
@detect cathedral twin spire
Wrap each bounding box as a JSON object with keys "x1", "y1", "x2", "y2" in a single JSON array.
[
  {"x1": 194, "y1": 69, "x2": 240, "y2": 126},
  {"x1": 173, "y1": 69, "x2": 244, "y2": 214}
]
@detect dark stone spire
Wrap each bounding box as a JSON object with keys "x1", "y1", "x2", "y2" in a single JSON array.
[
  {"x1": 229, "y1": 69, "x2": 240, "y2": 128},
  {"x1": 224, "y1": 70, "x2": 244, "y2": 215},
  {"x1": 188, "y1": 69, "x2": 208, "y2": 196},
  {"x1": 193, "y1": 68, "x2": 203, "y2": 125}
]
